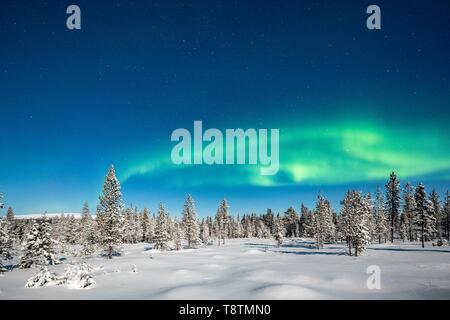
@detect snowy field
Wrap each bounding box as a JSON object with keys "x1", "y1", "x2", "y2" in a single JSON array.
[{"x1": 1, "y1": 238, "x2": 450, "y2": 300}]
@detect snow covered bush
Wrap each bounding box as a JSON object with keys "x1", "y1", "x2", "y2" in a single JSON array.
[
  {"x1": 25, "y1": 267, "x2": 59, "y2": 288},
  {"x1": 63, "y1": 263, "x2": 96, "y2": 289}
]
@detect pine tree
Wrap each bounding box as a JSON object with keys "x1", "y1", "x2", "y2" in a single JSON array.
[
  {"x1": 385, "y1": 172, "x2": 401, "y2": 243},
  {"x1": 153, "y1": 203, "x2": 171, "y2": 250},
  {"x1": 429, "y1": 189, "x2": 441, "y2": 240},
  {"x1": 215, "y1": 199, "x2": 230, "y2": 245},
  {"x1": 399, "y1": 213, "x2": 408, "y2": 241},
  {"x1": 182, "y1": 195, "x2": 201, "y2": 248},
  {"x1": 284, "y1": 207, "x2": 298, "y2": 237},
  {"x1": 444, "y1": 191, "x2": 450, "y2": 242},
  {"x1": 97, "y1": 165, "x2": 124, "y2": 259},
  {"x1": 313, "y1": 195, "x2": 335, "y2": 249},
  {"x1": 123, "y1": 205, "x2": 136, "y2": 243},
  {"x1": 20, "y1": 216, "x2": 58, "y2": 268},
  {"x1": 414, "y1": 183, "x2": 437, "y2": 248},
  {"x1": 300, "y1": 204, "x2": 314, "y2": 237},
  {"x1": 374, "y1": 186, "x2": 389, "y2": 244},
  {"x1": 273, "y1": 216, "x2": 284, "y2": 247},
  {"x1": 403, "y1": 183, "x2": 416, "y2": 241},
  {"x1": 262, "y1": 209, "x2": 275, "y2": 235},
  {"x1": 79, "y1": 202, "x2": 96, "y2": 256},
  {"x1": 6, "y1": 207, "x2": 14, "y2": 221},
  {"x1": 173, "y1": 219, "x2": 182, "y2": 250},
  {"x1": 0, "y1": 219, "x2": 13, "y2": 270},
  {"x1": 341, "y1": 191, "x2": 371, "y2": 256},
  {"x1": 141, "y1": 208, "x2": 152, "y2": 242},
  {"x1": 200, "y1": 219, "x2": 211, "y2": 245}
]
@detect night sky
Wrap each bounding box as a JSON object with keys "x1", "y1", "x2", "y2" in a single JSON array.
[{"x1": 1, "y1": 0, "x2": 449, "y2": 216}]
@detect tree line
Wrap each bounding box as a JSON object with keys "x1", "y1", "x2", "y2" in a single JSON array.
[{"x1": 0, "y1": 167, "x2": 449, "y2": 270}]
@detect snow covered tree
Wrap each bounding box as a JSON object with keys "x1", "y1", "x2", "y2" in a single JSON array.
[
  {"x1": 233, "y1": 215, "x2": 243, "y2": 238},
  {"x1": 97, "y1": 165, "x2": 124, "y2": 259},
  {"x1": 385, "y1": 172, "x2": 401, "y2": 242},
  {"x1": 341, "y1": 191, "x2": 371, "y2": 256},
  {"x1": 20, "y1": 216, "x2": 58, "y2": 268},
  {"x1": 373, "y1": 186, "x2": 389, "y2": 244},
  {"x1": 182, "y1": 195, "x2": 201, "y2": 248},
  {"x1": 444, "y1": 191, "x2": 450, "y2": 242},
  {"x1": 79, "y1": 202, "x2": 97, "y2": 256},
  {"x1": 141, "y1": 208, "x2": 153, "y2": 242},
  {"x1": 6, "y1": 207, "x2": 14, "y2": 221},
  {"x1": 200, "y1": 219, "x2": 211, "y2": 245},
  {"x1": 414, "y1": 183, "x2": 437, "y2": 247},
  {"x1": 262, "y1": 209, "x2": 275, "y2": 235},
  {"x1": 173, "y1": 219, "x2": 182, "y2": 250},
  {"x1": 403, "y1": 183, "x2": 416, "y2": 241},
  {"x1": 215, "y1": 199, "x2": 230, "y2": 245},
  {"x1": 429, "y1": 189, "x2": 442, "y2": 240},
  {"x1": 0, "y1": 219, "x2": 13, "y2": 270},
  {"x1": 123, "y1": 205, "x2": 137, "y2": 243},
  {"x1": 399, "y1": 213, "x2": 408, "y2": 241},
  {"x1": 153, "y1": 203, "x2": 171, "y2": 250},
  {"x1": 273, "y1": 216, "x2": 284, "y2": 247},
  {"x1": 313, "y1": 194, "x2": 335, "y2": 248},
  {"x1": 284, "y1": 207, "x2": 298, "y2": 237},
  {"x1": 300, "y1": 204, "x2": 314, "y2": 237}
]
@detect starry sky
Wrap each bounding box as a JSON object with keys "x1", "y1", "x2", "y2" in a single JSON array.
[{"x1": 0, "y1": 0, "x2": 449, "y2": 217}]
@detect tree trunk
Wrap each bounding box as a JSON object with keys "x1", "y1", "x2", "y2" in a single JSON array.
[
  {"x1": 421, "y1": 214, "x2": 425, "y2": 248},
  {"x1": 347, "y1": 237, "x2": 352, "y2": 256},
  {"x1": 391, "y1": 213, "x2": 394, "y2": 243}
]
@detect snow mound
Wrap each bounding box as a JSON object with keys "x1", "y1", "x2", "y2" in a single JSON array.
[
  {"x1": 244, "y1": 249, "x2": 264, "y2": 255},
  {"x1": 253, "y1": 284, "x2": 331, "y2": 300}
]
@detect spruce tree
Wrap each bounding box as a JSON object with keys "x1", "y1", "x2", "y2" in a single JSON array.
[
  {"x1": 284, "y1": 207, "x2": 298, "y2": 237},
  {"x1": 385, "y1": 172, "x2": 401, "y2": 243},
  {"x1": 6, "y1": 207, "x2": 14, "y2": 221},
  {"x1": 97, "y1": 165, "x2": 124, "y2": 259},
  {"x1": 182, "y1": 195, "x2": 200, "y2": 248},
  {"x1": 79, "y1": 202, "x2": 96, "y2": 256},
  {"x1": 414, "y1": 183, "x2": 437, "y2": 248},
  {"x1": 0, "y1": 219, "x2": 13, "y2": 270},
  {"x1": 273, "y1": 216, "x2": 284, "y2": 247},
  {"x1": 341, "y1": 191, "x2": 371, "y2": 256},
  {"x1": 141, "y1": 208, "x2": 152, "y2": 242},
  {"x1": 153, "y1": 203, "x2": 171, "y2": 250},
  {"x1": 429, "y1": 189, "x2": 441, "y2": 240},
  {"x1": 313, "y1": 195, "x2": 335, "y2": 249},
  {"x1": 444, "y1": 191, "x2": 450, "y2": 242},
  {"x1": 200, "y1": 219, "x2": 211, "y2": 245},
  {"x1": 403, "y1": 183, "x2": 416, "y2": 241},
  {"x1": 20, "y1": 216, "x2": 58, "y2": 268},
  {"x1": 215, "y1": 199, "x2": 230, "y2": 245},
  {"x1": 374, "y1": 186, "x2": 389, "y2": 243},
  {"x1": 173, "y1": 219, "x2": 182, "y2": 250}
]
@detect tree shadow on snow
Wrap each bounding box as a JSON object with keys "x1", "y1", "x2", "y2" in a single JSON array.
[
  {"x1": 277, "y1": 250, "x2": 346, "y2": 256},
  {"x1": 369, "y1": 247, "x2": 450, "y2": 254}
]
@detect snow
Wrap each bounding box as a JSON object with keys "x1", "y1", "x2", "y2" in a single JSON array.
[
  {"x1": 14, "y1": 213, "x2": 82, "y2": 220},
  {"x1": 1, "y1": 238, "x2": 449, "y2": 299}
]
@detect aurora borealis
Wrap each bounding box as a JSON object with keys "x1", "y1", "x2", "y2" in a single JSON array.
[{"x1": 0, "y1": 0, "x2": 449, "y2": 215}]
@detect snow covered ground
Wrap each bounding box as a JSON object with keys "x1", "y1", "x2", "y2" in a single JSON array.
[{"x1": 1, "y1": 238, "x2": 449, "y2": 299}]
